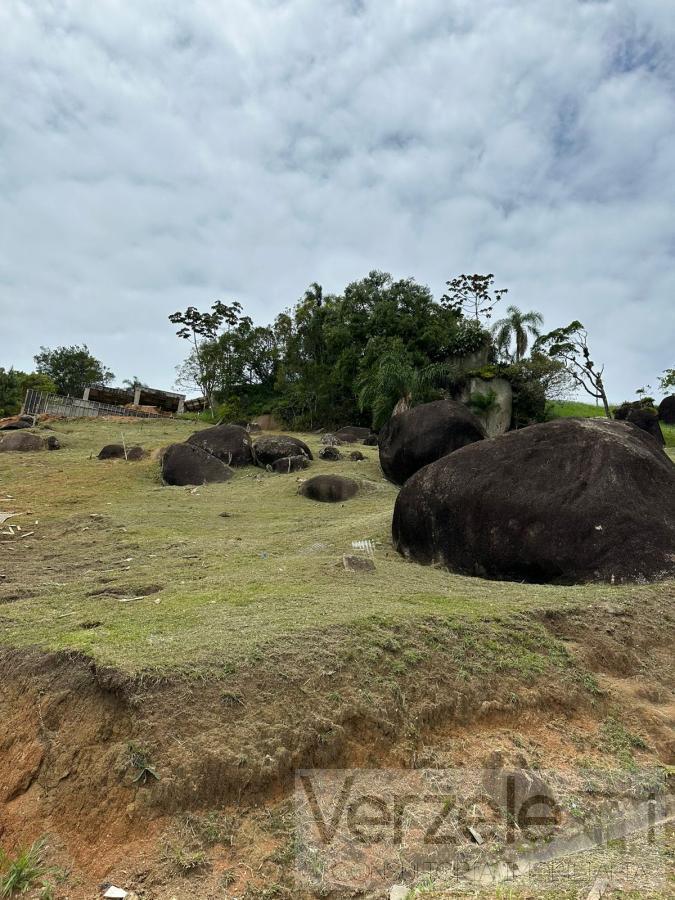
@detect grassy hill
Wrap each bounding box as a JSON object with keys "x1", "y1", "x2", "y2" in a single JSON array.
[{"x1": 0, "y1": 416, "x2": 672, "y2": 898}]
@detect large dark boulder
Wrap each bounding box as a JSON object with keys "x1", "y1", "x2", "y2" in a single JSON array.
[
  {"x1": 379, "y1": 400, "x2": 486, "y2": 485},
  {"x1": 186, "y1": 424, "x2": 253, "y2": 467},
  {"x1": 0, "y1": 432, "x2": 45, "y2": 452},
  {"x1": 270, "y1": 454, "x2": 310, "y2": 474},
  {"x1": 658, "y1": 395, "x2": 675, "y2": 425},
  {"x1": 299, "y1": 475, "x2": 359, "y2": 503},
  {"x1": 253, "y1": 435, "x2": 312, "y2": 466},
  {"x1": 334, "y1": 426, "x2": 371, "y2": 443},
  {"x1": 393, "y1": 418, "x2": 675, "y2": 584},
  {"x1": 98, "y1": 444, "x2": 148, "y2": 460},
  {"x1": 626, "y1": 409, "x2": 665, "y2": 446},
  {"x1": 160, "y1": 443, "x2": 234, "y2": 486}
]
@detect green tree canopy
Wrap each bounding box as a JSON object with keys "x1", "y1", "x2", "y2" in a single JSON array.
[{"x1": 34, "y1": 345, "x2": 114, "y2": 397}]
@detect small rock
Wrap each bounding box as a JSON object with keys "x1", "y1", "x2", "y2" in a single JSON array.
[
  {"x1": 389, "y1": 886, "x2": 409, "y2": 900},
  {"x1": 319, "y1": 446, "x2": 341, "y2": 461},
  {"x1": 343, "y1": 555, "x2": 375, "y2": 573}
]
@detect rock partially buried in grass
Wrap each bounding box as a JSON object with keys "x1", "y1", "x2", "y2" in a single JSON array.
[
  {"x1": 98, "y1": 444, "x2": 148, "y2": 460},
  {"x1": 343, "y1": 554, "x2": 375, "y2": 573},
  {"x1": 0, "y1": 432, "x2": 48, "y2": 452},
  {"x1": 299, "y1": 474, "x2": 359, "y2": 503},
  {"x1": 160, "y1": 443, "x2": 234, "y2": 486},
  {"x1": 379, "y1": 399, "x2": 486, "y2": 485},
  {"x1": 319, "y1": 446, "x2": 342, "y2": 461},
  {"x1": 253, "y1": 434, "x2": 312, "y2": 466},
  {"x1": 349, "y1": 450, "x2": 366, "y2": 461},
  {"x1": 186, "y1": 424, "x2": 253, "y2": 467},
  {"x1": 392, "y1": 418, "x2": 675, "y2": 584},
  {"x1": 269, "y1": 454, "x2": 310, "y2": 473},
  {"x1": 363, "y1": 433, "x2": 379, "y2": 446},
  {"x1": 334, "y1": 426, "x2": 371, "y2": 443}
]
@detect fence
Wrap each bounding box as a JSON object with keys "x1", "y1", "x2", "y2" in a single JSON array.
[{"x1": 22, "y1": 389, "x2": 168, "y2": 420}]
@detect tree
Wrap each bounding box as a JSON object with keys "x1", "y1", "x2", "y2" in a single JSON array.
[
  {"x1": 122, "y1": 376, "x2": 149, "y2": 389},
  {"x1": 536, "y1": 322, "x2": 611, "y2": 417},
  {"x1": 356, "y1": 347, "x2": 457, "y2": 429},
  {"x1": 491, "y1": 306, "x2": 544, "y2": 362},
  {"x1": 441, "y1": 273, "x2": 508, "y2": 323},
  {"x1": 34, "y1": 346, "x2": 114, "y2": 396},
  {"x1": 658, "y1": 368, "x2": 675, "y2": 393},
  {"x1": 0, "y1": 368, "x2": 21, "y2": 416},
  {"x1": 169, "y1": 301, "x2": 243, "y2": 411}
]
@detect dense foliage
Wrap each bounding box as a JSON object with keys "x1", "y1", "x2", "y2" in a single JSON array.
[
  {"x1": 0, "y1": 368, "x2": 57, "y2": 416},
  {"x1": 173, "y1": 271, "x2": 492, "y2": 428},
  {"x1": 34, "y1": 345, "x2": 114, "y2": 397}
]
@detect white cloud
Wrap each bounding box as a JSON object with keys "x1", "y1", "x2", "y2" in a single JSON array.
[{"x1": 1, "y1": 0, "x2": 673, "y2": 399}]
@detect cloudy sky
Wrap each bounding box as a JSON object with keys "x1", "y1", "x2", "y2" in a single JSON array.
[{"x1": 1, "y1": 0, "x2": 674, "y2": 400}]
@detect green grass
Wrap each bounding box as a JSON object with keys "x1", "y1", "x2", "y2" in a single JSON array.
[
  {"x1": 0, "y1": 840, "x2": 48, "y2": 898},
  {"x1": 549, "y1": 399, "x2": 675, "y2": 449},
  {"x1": 548, "y1": 399, "x2": 609, "y2": 418},
  {"x1": 0, "y1": 416, "x2": 671, "y2": 677}
]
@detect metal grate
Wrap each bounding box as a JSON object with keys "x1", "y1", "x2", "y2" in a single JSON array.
[{"x1": 22, "y1": 389, "x2": 168, "y2": 420}]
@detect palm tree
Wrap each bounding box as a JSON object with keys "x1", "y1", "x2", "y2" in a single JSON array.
[
  {"x1": 357, "y1": 351, "x2": 459, "y2": 429},
  {"x1": 491, "y1": 306, "x2": 544, "y2": 362}
]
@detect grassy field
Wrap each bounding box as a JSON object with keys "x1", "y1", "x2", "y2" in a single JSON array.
[
  {"x1": 0, "y1": 415, "x2": 672, "y2": 677},
  {"x1": 550, "y1": 399, "x2": 675, "y2": 447}
]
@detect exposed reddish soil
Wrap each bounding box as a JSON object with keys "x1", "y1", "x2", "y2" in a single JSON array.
[{"x1": 0, "y1": 592, "x2": 673, "y2": 898}]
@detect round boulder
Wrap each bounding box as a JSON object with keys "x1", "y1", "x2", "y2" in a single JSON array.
[
  {"x1": 362, "y1": 433, "x2": 379, "y2": 446},
  {"x1": 319, "y1": 446, "x2": 342, "y2": 461},
  {"x1": 334, "y1": 426, "x2": 371, "y2": 443},
  {"x1": 393, "y1": 418, "x2": 675, "y2": 584},
  {"x1": 160, "y1": 443, "x2": 234, "y2": 486},
  {"x1": 658, "y1": 395, "x2": 675, "y2": 425},
  {"x1": 626, "y1": 409, "x2": 664, "y2": 446},
  {"x1": 253, "y1": 434, "x2": 312, "y2": 466},
  {"x1": 269, "y1": 454, "x2": 311, "y2": 474},
  {"x1": 379, "y1": 399, "x2": 487, "y2": 485},
  {"x1": 299, "y1": 475, "x2": 359, "y2": 503},
  {"x1": 186, "y1": 424, "x2": 253, "y2": 467},
  {"x1": 0, "y1": 432, "x2": 46, "y2": 452},
  {"x1": 349, "y1": 450, "x2": 366, "y2": 461}
]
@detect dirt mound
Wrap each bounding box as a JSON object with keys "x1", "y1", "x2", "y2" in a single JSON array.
[
  {"x1": 160, "y1": 443, "x2": 234, "y2": 486},
  {"x1": 299, "y1": 474, "x2": 358, "y2": 502},
  {"x1": 379, "y1": 399, "x2": 486, "y2": 485},
  {"x1": 253, "y1": 435, "x2": 312, "y2": 466},
  {"x1": 0, "y1": 432, "x2": 46, "y2": 452},
  {"x1": 186, "y1": 424, "x2": 253, "y2": 467},
  {"x1": 393, "y1": 418, "x2": 675, "y2": 583}
]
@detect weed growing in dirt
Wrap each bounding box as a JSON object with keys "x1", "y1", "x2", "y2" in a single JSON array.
[
  {"x1": 0, "y1": 840, "x2": 48, "y2": 898},
  {"x1": 181, "y1": 811, "x2": 237, "y2": 847},
  {"x1": 126, "y1": 743, "x2": 160, "y2": 784},
  {"x1": 160, "y1": 841, "x2": 209, "y2": 875},
  {"x1": 599, "y1": 717, "x2": 649, "y2": 770}
]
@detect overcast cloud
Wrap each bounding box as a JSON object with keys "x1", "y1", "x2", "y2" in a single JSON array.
[{"x1": 1, "y1": 0, "x2": 674, "y2": 399}]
